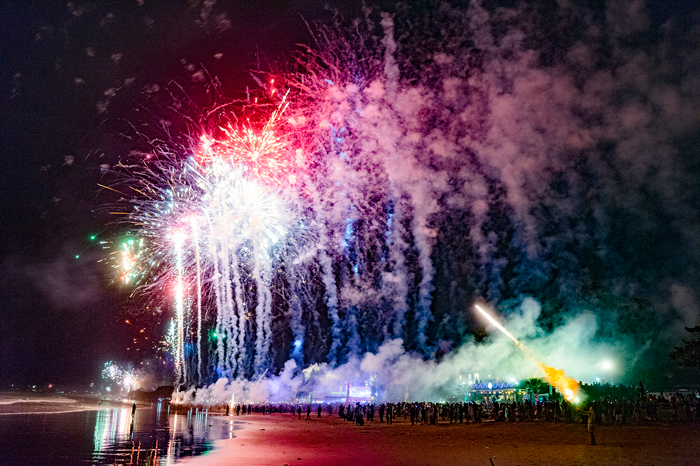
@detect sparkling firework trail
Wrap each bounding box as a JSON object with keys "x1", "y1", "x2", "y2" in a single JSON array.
[
  {"x1": 173, "y1": 230, "x2": 186, "y2": 389},
  {"x1": 197, "y1": 91, "x2": 295, "y2": 186},
  {"x1": 102, "y1": 362, "x2": 141, "y2": 393},
  {"x1": 475, "y1": 304, "x2": 579, "y2": 401},
  {"x1": 190, "y1": 216, "x2": 203, "y2": 382},
  {"x1": 120, "y1": 115, "x2": 296, "y2": 384}
]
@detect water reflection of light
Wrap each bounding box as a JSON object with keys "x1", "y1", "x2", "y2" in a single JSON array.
[
  {"x1": 92, "y1": 408, "x2": 133, "y2": 460},
  {"x1": 166, "y1": 413, "x2": 178, "y2": 465},
  {"x1": 93, "y1": 410, "x2": 107, "y2": 454},
  {"x1": 89, "y1": 403, "x2": 234, "y2": 465}
]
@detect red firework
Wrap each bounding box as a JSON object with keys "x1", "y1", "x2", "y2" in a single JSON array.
[{"x1": 196, "y1": 91, "x2": 296, "y2": 186}]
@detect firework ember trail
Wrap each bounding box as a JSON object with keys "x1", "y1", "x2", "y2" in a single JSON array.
[
  {"x1": 475, "y1": 304, "x2": 579, "y2": 401},
  {"x1": 117, "y1": 95, "x2": 301, "y2": 390}
]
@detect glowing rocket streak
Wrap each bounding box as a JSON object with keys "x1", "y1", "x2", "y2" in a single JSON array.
[
  {"x1": 190, "y1": 217, "x2": 203, "y2": 383},
  {"x1": 475, "y1": 305, "x2": 521, "y2": 346},
  {"x1": 474, "y1": 304, "x2": 579, "y2": 401},
  {"x1": 174, "y1": 231, "x2": 186, "y2": 389},
  {"x1": 475, "y1": 304, "x2": 547, "y2": 364}
]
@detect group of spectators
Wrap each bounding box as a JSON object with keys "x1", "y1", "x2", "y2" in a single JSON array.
[{"x1": 189, "y1": 390, "x2": 699, "y2": 427}]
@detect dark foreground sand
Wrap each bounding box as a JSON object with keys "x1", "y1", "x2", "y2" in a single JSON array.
[{"x1": 184, "y1": 413, "x2": 700, "y2": 466}]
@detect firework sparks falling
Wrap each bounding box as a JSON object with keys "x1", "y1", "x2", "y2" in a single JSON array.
[
  {"x1": 197, "y1": 91, "x2": 295, "y2": 186},
  {"x1": 102, "y1": 362, "x2": 141, "y2": 393},
  {"x1": 103, "y1": 236, "x2": 146, "y2": 285},
  {"x1": 118, "y1": 117, "x2": 298, "y2": 385},
  {"x1": 475, "y1": 304, "x2": 579, "y2": 401}
]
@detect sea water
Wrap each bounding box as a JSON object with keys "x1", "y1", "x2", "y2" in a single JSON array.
[{"x1": 0, "y1": 401, "x2": 240, "y2": 465}]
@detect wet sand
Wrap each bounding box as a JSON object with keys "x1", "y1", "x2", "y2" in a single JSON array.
[{"x1": 184, "y1": 413, "x2": 700, "y2": 466}]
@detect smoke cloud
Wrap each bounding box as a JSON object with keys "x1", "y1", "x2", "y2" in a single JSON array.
[
  {"x1": 176, "y1": 298, "x2": 625, "y2": 404},
  {"x1": 100, "y1": 0, "x2": 700, "y2": 391},
  {"x1": 270, "y1": 0, "x2": 699, "y2": 378}
]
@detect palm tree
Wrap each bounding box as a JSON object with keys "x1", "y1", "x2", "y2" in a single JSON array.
[{"x1": 525, "y1": 378, "x2": 545, "y2": 398}]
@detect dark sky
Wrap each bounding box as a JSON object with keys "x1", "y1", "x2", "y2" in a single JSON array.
[
  {"x1": 0, "y1": 0, "x2": 358, "y2": 389},
  {"x1": 1, "y1": 0, "x2": 699, "y2": 390}
]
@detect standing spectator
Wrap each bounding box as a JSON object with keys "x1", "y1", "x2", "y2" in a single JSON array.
[
  {"x1": 614, "y1": 402, "x2": 623, "y2": 427},
  {"x1": 577, "y1": 405, "x2": 597, "y2": 445}
]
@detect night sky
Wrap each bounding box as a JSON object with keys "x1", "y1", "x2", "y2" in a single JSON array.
[
  {"x1": 1, "y1": 1, "x2": 699, "y2": 391},
  {"x1": 0, "y1": 0, "x2": 351, "y2": 388}
]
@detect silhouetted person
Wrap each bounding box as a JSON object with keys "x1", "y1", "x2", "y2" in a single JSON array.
[
  {"x1": 578, "y1": 405, "x2": 597, "y2": 445},
  {"x1": 614, "y1": 403, "x2": 623, "y2": 427}
]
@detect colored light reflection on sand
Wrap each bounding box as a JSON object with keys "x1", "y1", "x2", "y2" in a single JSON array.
[{"x1": 475, "y1": 304, "x2": 579, "y2": 401}]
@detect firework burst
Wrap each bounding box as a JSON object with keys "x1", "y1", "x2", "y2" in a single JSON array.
[
  {"x1": 112, "y1": 90, "x2": 306, "y2": 388},
  {"x1": 102, "y1": 361, "x2": 141, "y2": 393},
  {"x1": 115, "y1": 236, "x2": 146, "y2": 285},
  {"x1": 196, "y1": 91, "x2": 296, "y2": 187}
]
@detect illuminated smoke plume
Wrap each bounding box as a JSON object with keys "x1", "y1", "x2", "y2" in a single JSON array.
[
  {"x1": 111, "y1": 0, "x2": 699, "y2": 396},
  {"x1": 475, "y1": 304, "x2": 578, "y2": 400}
]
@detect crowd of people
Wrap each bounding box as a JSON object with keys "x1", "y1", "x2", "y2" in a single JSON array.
[{"x1": 195, "y1": 390, "x2": 698, "y2": 428}]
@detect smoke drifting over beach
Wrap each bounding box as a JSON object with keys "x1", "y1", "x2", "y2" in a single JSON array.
[
  {"x1": 154, "y1": 0, "x2": 700, "y2": 400},
  {"x1": 174, "y1": 298, "x2": 626, "y2": 404}
]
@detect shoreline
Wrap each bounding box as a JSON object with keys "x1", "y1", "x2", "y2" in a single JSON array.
[
  {"x1": 180, "y1": 412, "x2": 700, "y2": 466},
  {"x1": 0, "y1": 392, "x2": 142, "y2": 416}
]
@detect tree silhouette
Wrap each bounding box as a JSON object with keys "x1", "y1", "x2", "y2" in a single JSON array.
[
  {"x1": 671, "y1": 320, "x2": 700, "y2": 370},
  {"x1": 525, "y1": 377, "x2": 546, "y2": 397}
]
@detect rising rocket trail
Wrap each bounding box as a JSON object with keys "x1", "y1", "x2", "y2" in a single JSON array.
[{"x1": 475, "y1": 304, "x2": 579, "y2": 401}]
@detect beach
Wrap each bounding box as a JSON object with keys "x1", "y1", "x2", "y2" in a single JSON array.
[
  {"x1": 0, "y1": 392, "x2": 134, "y2": 415},
  {"x1": 2, "y1": 394, "x2": 698, "y2": 465},
  {"x1": 0, "y1": 398, "x2": 231, "y2": 465},
  {"x1": 183, "y1": 413, "x2": 700, "y2": 466}
]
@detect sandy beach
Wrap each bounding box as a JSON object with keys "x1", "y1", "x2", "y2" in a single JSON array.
[{"x1": 183, "y1": 413, "x2": 700, "y2": 466}]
